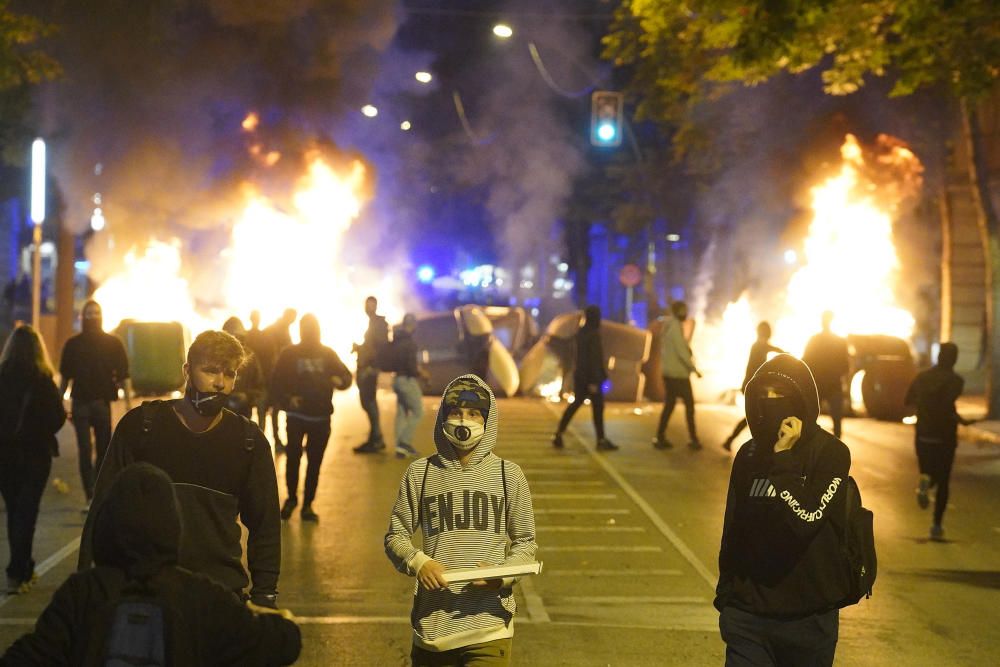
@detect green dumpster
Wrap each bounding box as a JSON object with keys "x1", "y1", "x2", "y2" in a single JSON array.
[{"x1": 115, "y1": 320, "x2": 188, "y2": 396}]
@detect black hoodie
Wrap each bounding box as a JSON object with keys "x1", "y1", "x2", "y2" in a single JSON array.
[
  {"x1": 715, "y1": 354, "x2": 852, "y2": 618},
  {"x1": 573, "y1": 306, "x2": 607, "y2": 387},
  {"x1": 1, "y1": 463, "x2": 300, "y2": 667}
]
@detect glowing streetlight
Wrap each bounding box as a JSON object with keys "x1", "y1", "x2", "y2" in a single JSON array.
[
  {"x1": 400, "y1": 120, "x2": 412, "y2": 131},
  {"x1": 91, "y1": 207, "x2": 106, "y2": 231},
  {"x1": 493, "y1": 23, "x2": 513, "y2": 38},
  {"x1": 30, "y1": 138, "x2": 45, "y2": 327},
  {"x1": 414, "y1": 71, "x2": 432, "y2": 84},
  {"x1": 665, "y1": 233, "x2": 681, "y2": 243},
  {"x1": 361, "y1": 104, "x2": 378, "y2": 118}
]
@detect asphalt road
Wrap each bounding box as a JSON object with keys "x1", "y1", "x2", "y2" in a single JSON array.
[{"x1": 2, "y1": 390, "x2": 1000, "y2": 665}]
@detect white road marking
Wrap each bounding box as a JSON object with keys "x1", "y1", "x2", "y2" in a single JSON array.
[
  {"x1": 546, "y1": 569, "x2": 682, "y2": 576},
  {"x1": 536, "y1": 525, "x2": 645, "y2": 532},
  {"x1": 542, "y1": 545, "x2": 662, "y2": 552},
  {"x1": 532, "y1": 493, "x2": 618, "y2": 499},
  {"x1": 530, "y1": 480, "x2": 608, "y2": 487},
  {"x1": 533, "y1": 508, "x2": 630, "y2": 515},
  {"x1": 0, "y1": 538, "x2": 80, "y2": 609},
  {"x1": 556, "y1": 596, "x2": 706, "y2": 605},
  {"x1": 519, "y1": 572, "x2": 551, "y2": 623}
]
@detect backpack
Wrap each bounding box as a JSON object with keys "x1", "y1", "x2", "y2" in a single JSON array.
[
  {"x1": 837, "y1": 476, "x2": 877, "y2": 607},
  {"x1": 100, "y1": 578, "x2": 172, "y2": 667},
  {"x1": 140, "y1": 401, "x2": 258, "y2": 470}
]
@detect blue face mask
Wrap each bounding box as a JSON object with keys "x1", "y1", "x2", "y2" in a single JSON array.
[{"x1": 185, "y1": 383, "x2": 228, "y2": 417}]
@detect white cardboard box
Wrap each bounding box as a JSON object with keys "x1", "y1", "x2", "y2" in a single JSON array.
[{"x1": 441, "y1": 562, "x2": 543, "y2": 584}]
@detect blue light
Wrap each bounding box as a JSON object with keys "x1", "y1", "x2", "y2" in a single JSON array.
[
  {"x1": 417, "y1": 265, "x2": 436, "y2": 284},
  {"x1": 597, "y1": 122, "x2": 616, "y2": 142}
]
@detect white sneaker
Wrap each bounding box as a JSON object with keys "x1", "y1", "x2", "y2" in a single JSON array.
[{"x1": 395, "y1": 443, "x2": 418, "y2": 459}]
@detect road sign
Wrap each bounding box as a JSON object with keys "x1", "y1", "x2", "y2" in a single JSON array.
[{"x1": 619, "y1": 263, "x2": 642, "y2": 287}]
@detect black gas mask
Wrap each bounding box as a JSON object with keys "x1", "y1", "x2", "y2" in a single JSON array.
[{"x1": 757, "y1": 396, "x2": 798, "y2": 450}]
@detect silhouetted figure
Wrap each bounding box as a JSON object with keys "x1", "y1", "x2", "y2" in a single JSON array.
[
  {"x1": 222, "y1": 317, "x2": 265, "y2": 420},
  {"x1": 353, "y1": 296, "x2": 390, "y2": 453},
  {"x1": 653, "y1": 301, "x2": 702, "y2": 450},
  {"x1": 245, "y1": 310, "x2": 277, "y2": 428},
  {"x1": 802, "y1": 311, "x2": 849, "y2": 439},
  {"x1": 723, "y1": 322, "x2": 783, "y2": 451},
  {"x1": 903, "y1": 342, "x2": 973, "y2": 541},
  {"x1": 551, "y1": 306, "x2": 617, "y2": 451},
  {"x1": 264, "y1": 308, "x2": 297, "y2": 450}
]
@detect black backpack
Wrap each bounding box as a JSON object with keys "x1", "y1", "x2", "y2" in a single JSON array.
[
  {"x1": 837, "y1": 475, "x2": 877, "y2": 607},
  {"x1": 100, "y1": 578, "x2": 172, "y2": 667}
]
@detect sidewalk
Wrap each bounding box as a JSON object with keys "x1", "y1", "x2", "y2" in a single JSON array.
[{"x1": 955, "y1": 395, "x2": 1000, "y2": 445}]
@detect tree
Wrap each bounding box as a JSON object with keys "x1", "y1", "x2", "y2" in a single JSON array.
[{"x1": 604, "y1": 0, "x2": 1000, "y2": 415}]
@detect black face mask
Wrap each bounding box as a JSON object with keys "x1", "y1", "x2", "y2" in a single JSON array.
[
  {"x1": 757, "y1": 396, "x2": 797, "y2": 449},
  {"x1": 184, "y1": 383, "x2": 228, "y2": 418}
]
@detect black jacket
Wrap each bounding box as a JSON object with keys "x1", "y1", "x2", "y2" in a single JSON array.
[
  {"x1": 904, "y1": 365, "x2": 964, "y2": 444},
  {"x1": 358, "y1": 314, "x2": 389, "y2": 370},
  {"x1": 271, "y1": 342, "x2": 352, "y2": 418},
  {"x1": 716, "y1": 355, "x2": 852, "y2": 618},
  {"x1": 0, "y1": 369, "x2": 66, "y2": 459},
  {"x1": 573, "y1": 310, "x2": 607, "y2": 388},
  {"x1": 3, "y1": 464, "x2": 299, "y2": 666},
  {"x1": 386, "y1": 329, "x2": 420, "y2": 377}
]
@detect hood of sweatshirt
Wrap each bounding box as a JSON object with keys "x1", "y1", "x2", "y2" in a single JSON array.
[
  {"x1": 744, "y1": 354, "x2": 821, "y2": 451},
  {"x1": 93, "y1": 462, "x2": 181, "y2": 580},
  {"x1": 433, "y1": 374, "x2": 498, "y2": 468}
]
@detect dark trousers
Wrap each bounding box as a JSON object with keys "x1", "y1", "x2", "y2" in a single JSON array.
[
  {"x1": 358, "y1": 367, "x2": 382, "y2": 443},
  {"x1": 657, "y1": 377, "x2": 698, "y2": 440},
  {"x1": 0, "y1": 453, "x2": 52, "y2": 582},
  {"x1": 71, "y1": 398, "x2": 112, "y2": 500},
  {"x1": 726, "y1": 418, "x2": 748, "y2": 445},
  {"x1": 720, "y1": 606, "x2": 838, "y2": 667},
  {"x1": 556, "y1": 386, "x2": 605, "y2": 440},
  {"x1": 817, "y1": 385, "x2": 844, "y2": 439},
  {"x1": 916, "y1": 437, "x2": 957, "y2": 525},
  {"x1": 285, "y1": 416, "x2": 331, "y2": 506}
]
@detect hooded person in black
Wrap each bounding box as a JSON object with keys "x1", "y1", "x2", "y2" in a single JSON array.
[
  {"x1": 1, "y1": 463, "x2": 300, "y2": 666},
  {"x1": 903, "y1": 342, "x2": 972, "y2": 540},
  {"x1": 715, "y1": 354, "x2": 851, "y2": 667},
  {"x1": 551, "y1": 306, "x2": 618, "y2": 451}
]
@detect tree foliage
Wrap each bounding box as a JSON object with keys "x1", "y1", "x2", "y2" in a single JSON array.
[{"x1": 0, "y1": 1, "x2": 59, "y2": 91}]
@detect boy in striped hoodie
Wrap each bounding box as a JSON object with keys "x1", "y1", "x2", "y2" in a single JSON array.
[{"x1": 385, "y1": 374, "x2": 537, "y2": 666}]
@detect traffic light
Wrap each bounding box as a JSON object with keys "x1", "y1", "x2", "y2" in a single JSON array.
[{"x1": 590, "y1": 90, "x2": 623, "y2": 147}]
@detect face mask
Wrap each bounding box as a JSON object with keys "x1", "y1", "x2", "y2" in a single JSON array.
[
  {"x1": 443, "y1": 417, "x2": 485, "y2": 451},
  {"x1": 757, "y1": 396, "x2": 797, "y2": 449},
  {"x1": 185, "y1": 383, "x2": 228, "y2": 418}
]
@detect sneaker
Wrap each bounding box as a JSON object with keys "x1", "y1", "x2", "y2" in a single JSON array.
[
  {"x1": 652, "y1": 436, "x2": 673, "y2": 450},
  {"x1": 280, "y1": 498, "x2": 298, "y2": 521},
  {"x1": 688, "y1": 439, "x2": 703, "y2": 451},
  {"x1": 596, "y1": 438, "x2": 619, "y2": 451},
  {"x1": 551, "y1": 432, "x2": 564, "y2": 449},
  {"x1": 396, "y1": 443, "x2": 419, "y2": 459},
  {"x1": 301, "y1": 505, "x2": 319, "y2": 522},
  {"x1": 916, "y1": 474, "x2": 930, "y2": 509},
  {"x1": 353, "y1": 439, "x2": 386, "y2": 454},
  {"x1": 929, "y1": 523, "x2": 944, "y2": 541}
]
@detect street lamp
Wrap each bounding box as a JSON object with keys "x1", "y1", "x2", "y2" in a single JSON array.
[
  {"x1": 414, "y1": 71, "x2": 432, "y2": 84},
  {"x1": 30, "y1": 138, "x2": 45, "y2": 328},
  {"x1": 492, "y1": 23, "x2": 513, "y2": 39},
  {"x1": 400, "y1": 120, "x2": 412, "y2": 131},
  {"x1": 361, "y1": 104, "x2": 378, "y2": 118}
]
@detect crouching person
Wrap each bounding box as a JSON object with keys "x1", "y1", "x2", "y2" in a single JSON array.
[
  {"x1": 1, "y1": 463, "x2": 300, "y2": 666},
  {"x1": 385, "y1": 375, "x2": 537, "y2": 666}
]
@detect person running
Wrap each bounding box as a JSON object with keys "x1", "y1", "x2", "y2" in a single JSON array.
[
  {"x1": 245, "y1": 310, "x2": 277, "y2": 428},
  {"x1": 353, "y1": 296, "x2": 390, "y2": 453},
  {"x1": 3, "y1": 463, "x2": 301, "y2": 666},
  {"x1": 79, "y1": 330, "x2": 282, "y2": 609},
  {"x1": 270, "y1": 314, "x2": 352, "y2": 522},
  {"x1": 0, "y1": 325, "x2": 66, "y2": 595},
  {"x1": 653, "y1": 301, "x2": 702, "y2": 450},
  {"x1": 802, "y1": 311, "x2": 849, "y2": 439},
  {"x1": 385, "y1": 375, "x2": 537, "y2": 666},
  {"x1": 903, "y1": 342, "x2": 973, "y2": 541},
  {"x1": 264, "y1": 308, "x2": 297, "y2": 450},
  {"x1": 551, "y1": 305, "x2": 618, "y2": 451},
  {"x1": 723, "y1": 322, "x2": 784, "y2": 451},
  {"x1": 58, "y1": 299, "x2": 130, "y2": 509}
]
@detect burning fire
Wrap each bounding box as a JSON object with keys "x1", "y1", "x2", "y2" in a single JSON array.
[
  {"x1": 697, "y1": 134, "x2": 923, "y2": 392},
  {"x1": 93, "y1": 140, "x2": 403, "y2": 359}
]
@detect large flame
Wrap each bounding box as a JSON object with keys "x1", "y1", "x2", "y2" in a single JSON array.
[
  {"x1": 94, "y1": 150, "x2": 402, "y2": 359},
  {"x1": 696, "y1": 134, "x2": 923, "y2": 393}
]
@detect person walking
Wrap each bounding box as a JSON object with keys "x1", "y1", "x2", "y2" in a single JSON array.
[
  {"x1": 270, "y1": 314, "x2": 352, "y2": 522},
  {"x1": 802, "y1": 310, "x2": 849, "y2": 439},
  {"x1": 653, "y1": 301, "x2": 702, "y2": 450},
  {"x1": 385, "y1": 374, "x2": 537, "y2": 666},
  {"x1": 264, "y1": 308, "x2": 297, "y2": 451},
  {"x1": 388, "y1": 314, "x2": 428, "y2": 459},
  {"x1": 904, "y1": 342, "x2": 973, "y2": 541},
  {"x1": 58, "y1": 299, "x2": 131, "y2": 509},
  {"x1": 3, "y1": 463, "x2": 301, "y2": 666},
  {"x1": 715, "y1": 354, "x2": 851, "y2": 666},
  {"x1": 353, "y1": 296, "x2": 390, "y2": 453},
  {"x1": 245, "y1": 309, "x2": 277, "y2": 428},
  {"x1": 79, "y1": 330, "x2": 282, "y2": 609},
  {"x1": 0, "y1": 325, "x2": 66, "y2": 594},
  {"x1": 222, "y1": 316, "x2": 265, "y2": 421},
  {"x1": 551, "y1": 305, "x2": 617, "y2": 451},
  {"x1": 723, "y1": 322, "x2": 784, "y2": 451}
]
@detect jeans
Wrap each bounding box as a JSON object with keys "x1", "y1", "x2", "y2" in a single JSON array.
[
  {"x1": 0, "y1": 452, "x2": 52, "y2": 583},
  {"x1": 656, "y1": 377, "x2": 698, "y2": 441},
  {"x1": 720, "y1": 606, "x2": 838, "y2": 667},
  {"x1": 556, "y1": 386, "x2": 606, "y2": 439},
  {"x1": 411, "y1": 638, "x2": 512, "y2": 667},
  {"x1": 393, "y1": 376, "x2": 424, "y2": 447},
  {"x1": 71, "y1": 398, "x2": 112, "y2": 500},
  {"x1": 358, "y1": 367, "x2": 383, "y2": 443},
  {"x1": 285, "y1": 417, "x2": 331, "y2": 505}
]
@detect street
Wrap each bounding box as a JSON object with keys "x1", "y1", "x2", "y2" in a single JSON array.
[{"x1": 3, "y1": 390, "x2": 1000, "y2": 665}]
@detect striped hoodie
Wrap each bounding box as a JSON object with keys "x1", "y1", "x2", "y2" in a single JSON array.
[{"x1": 384, "y1": 374, "x2": 538, "y2": 652}]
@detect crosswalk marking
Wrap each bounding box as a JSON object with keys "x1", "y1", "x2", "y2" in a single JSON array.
[
  {"x1": 546, "y1": 569, "x2": 682, "y2": 576},
  {"x1": 533, "y1": 508, "x2": 631, "y2": 514},
  {"x1": 536, "y1": 525, "x2": 645, "y2": 532},
  {"x1": 533, "y1": 493, "x2": 618, "y2": 499},
  {"x1": 542, "y1": 545, "x2": 662, "y2": 552}
]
